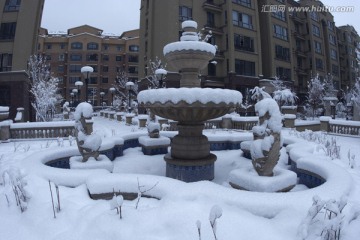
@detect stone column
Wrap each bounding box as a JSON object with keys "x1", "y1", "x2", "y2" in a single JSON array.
[
  {"x1": 221, "y1": 116, "x2": 232, "y2": 129},
  {"x1": 320, "y1": 116, "x2": 331, "y2": 132},
  {"x1": 85, "y1": 119, "x2": 93, "y2": 135},
  {"x1": 283, "y1": 114, "x2": 296, "y2": 128},
  {"x1": 0, "y1": 121, "x2": 11, "y2": 142}
]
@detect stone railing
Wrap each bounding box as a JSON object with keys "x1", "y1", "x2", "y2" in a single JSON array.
[
  {"x1": 320, "y1": 117, "x2": 360, "y2": 136},
  {"x1": 0, "y1": 121, "x2": 93, "y2": 141}
]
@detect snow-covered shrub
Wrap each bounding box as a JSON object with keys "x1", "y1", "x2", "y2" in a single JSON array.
[
  {"x1": 110, "y1": 193, "x2": 124, "y2": 219},
  {"x1": 273, "y1": 88, "x2": 298, "y2": 107},
  {"x1": 347, "y1": 149, "x2": 356, "y2": 169},
  {"x1": 209, "y1": 205, "x2": 222, "y2": 240},
  {"x1": 306, "y1": 75, "x2": 325, "y2": 119},
  {"x1": 250, "y1": 86, "x2": 271, "y2": 102},
  {"x1": 298, "y1": 195, "x2": 353, "y2": 240},
  {"x1": 196, "y1": 220, "x2": 201, "y2": 240},
  {"x1": 324, "y1": 137, "x2": 340, "y2": 160}
]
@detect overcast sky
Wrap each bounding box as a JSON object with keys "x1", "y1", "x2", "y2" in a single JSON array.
[{"x1": 41, "y1": 0, "x2": 359, "y2": 35}]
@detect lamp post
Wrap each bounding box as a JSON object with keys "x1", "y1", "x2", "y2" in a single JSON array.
[
  {"x1": 70, "y1": 92, "x2": 75, "y2": 108},
  {"x1": 155, "y1": 68, "x2": 167, "y2": 88},
  {"x1": 100, "y1": 91, "x2": 105, "y2": 109},
  {"x1": 74, "y1": 81, "x2": 83, "y2": 103},
  {"x1": 72, "y1": 88, "x2": 78, "y2": 106},
  {"x1": 109, "y1": 87, "x2": 115, "y2": 108},
  {"x1": 125, "y1": 81, "x2": 134, "y2": 113},
  {"x1": 81, "y1": 66, "x2": 94, "y2": 103}
]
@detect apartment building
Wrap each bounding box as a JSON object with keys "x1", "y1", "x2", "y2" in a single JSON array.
[
  {"x1": 0, "y1": 0, "x2": 44, "y2": 120},
  {"x1": 139, "y1": 0, "x2": 357, "y2": 100},
  {"x1": 38, "y1": 26, "x2": 139, "y2": 106},
  {"x1": 336, "y1": 25, "x2": 360, "y2": 89}
]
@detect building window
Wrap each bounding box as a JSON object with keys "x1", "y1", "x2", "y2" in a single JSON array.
[
  {"x1": 272, "y1": 11, "x2": 286, "y2": 21},
  {"x1": 330, "y1": 49, "x2": 337, "y2": 60},
  {"x1": 128, "y1": 55, "x2": 138, "y2": 63},
  {"x1": 276, "y1": 67, "x2": 291, "y2": 80},
  {"x1": 129, "y1": 45, "x2": 139, "y2": 52},
  {"x1": 102, "y1": 77, "x2": 108, "y2": 83},
  {"x1": 312, "y1": 24, "x2": 320, "y2": 37},
  {"x1": 57, "y1": 65, "x2": 64, "y2": 73},
  {"x1": 234, "y1": 34, "x2": 254, "y2": 52},
  {"x1": 327, "y1": 20, "x2": 334, "y2": 31},
  {"x1": 87, "y1": 42, "x2": 99, "y2": 50},
  {"x1": 89, "y1": 77, "x2": 97, "y2": 84},
  {"x1": 70, "y1": 54, "x2": 82, "y2": 61},
  {"x1": 315, "y1": 58, "x2": 323, "y2": 70},
  {"x1": 232, "y1": 11, "x2": 253, "y2": 29},
  {"x1": 71, "y1": 42, "x2": 83, "y2": 49},
  {"x1": 0, "y1": 53, "x2": 12, "y2": 72},
  {"x1": 69, "y1": 76, "x2": 81, "y2": 84},
  {"x1": 86, "y1": 54, "x2": 98, "y2": 61},
  {"x1": 4, "y1": 0, "x2": 21, "y2": 12},
  {"x1": 116, "y1": 56, "x2": 122, "y2": 61},
  {"x1": 116, "y1": 45, "x2": 122, "y2": 51},
  {"x1": 0, "y1": 22, "x2": 16, "y2": 40},
  {"x1": 314, "y1": 41, "x2": 322, "y2": 54},
  {"x1": 207, "y1": 12, "x2": 215, "y2": 27},
  {"x1": 57, "y1": 77, "x2": 64, "y2": 84},
  {"x1": 273, "y1": 24, "x2": 288, "y2": 41},
  {"x1": 45, "y1": 55, "x2": 51, "y2": 60},
  {"x1": 89, "y1": 65, "x2": 98, "y2": 72},
  {"x1": 235, "y1": 59, "x2": 255, "y2": 76},
  {"x1": 69, "y1": 65, "x2": 82, "y2": 73},
  {"x1": 103, "y1": 44, "x2": 108, "y2": 51},
  {"x1": 102, "y1": 55, "x2": 109, "y2": 61},
  {"x1": 232, "y1": 0, "x2": 251, "y2": 8},
  {"x1": 208, "y1": 62, "x2": 216, "y2": 76},
  {"x1": 128, "y1": 66, "x2": 138, "y2": 74},
  {"x1": 46, "y1": 44, "x2": 52, "y2": 49},
  {"x1": 329, "y1": 34, "x2": 336, "y2": 45},
  {"x1": 275, "y1": 45, "x2": 290, "y2": 61},
  {"x1": 60, "y1": 43, "x2": 66, "y2": 49},
  {"x1": 332, "y1": 64, "x2": 339, "y2": 76},
  {"x1": 179, "y1": 6, "x2": 192, "y2": 21},
  {"x1": 310, "y1": 11, "x2": 319, "y2": 21},
  {"x1": 58, "y1": 54, "x2": 65, "y2": 61}
]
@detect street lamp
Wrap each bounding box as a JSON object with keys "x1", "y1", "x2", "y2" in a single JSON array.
[
  {"x1": 100, "y1": 91, "x2": 105, "y2": 109},
  {"x1": 70, "y1": 92, "x2": 75, "y2": 108},
  {"x1": 155, "y1": 68, "x2": 167, "y2": 88},
  {"x1": 125, "y1": 81, "x2": 134, "y2": 113},
  {"x1": 74, "y1": 81, "x2": 83, "y2": 103},
  {"x1": 81, "y1": 66, "x2": 94, "y2": 103},
  {"x1": 109, "y1": 87, "x2": 116, "y2": 108}
]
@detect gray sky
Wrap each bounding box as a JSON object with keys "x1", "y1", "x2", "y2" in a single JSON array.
[{"x1": 41, "y1": 0, "x2": 360, "y2": 35}]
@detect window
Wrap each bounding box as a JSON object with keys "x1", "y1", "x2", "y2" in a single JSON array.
[
  {"x1": 71, "y1": 42, "x2": 83, "y2": 49},
  {"x1": 330, "y1": 49, "x2": 337, "y2": 60},
  {"x1": 102, "y1": 55, "x2": 109, "y2": 61},
  {"x1": 232, "y1": 0, "x2": 251, "y2": 8},
  {"x1": 275, "y1": 45, "x2": 290, "y2": 61},
  {"x1": 86, "y1": 54, "x2": 98, "y2": 61},
  {"x1": 89, "y1": 77, "x2": 97, "y2": 84},
  {"x1": 0, "y1": 22, "x2": 16, "y2": 40},
  {"x1": 129, "y1": 45, "x2": 139, "y2": 52},
  {"x1": 60, "y1": 43, "x2": 66, "y2": 49},
  {"x1": 116, "y1": 45, "x2": 122, "y2": 51},
  {"x1": 208, "y1": 62, "x2": 216, "y2": 76},
  {"x1": 234, "y1": 34, "x2": 254, "y2": 52},
  {"x1": 46, "y1": 44, "x2": 52, "y2": 50},
  {"x1": 57, "y1": 65, "x2": 64, "y2": 73},
  {"x1": 57, "y1": 77, "x2": 64, "y2": 84},
  {"x1": 207, "y1": 12, "x2": 215, "y2": 27},
  {"x1": 69, "y1": 65, "x2": 82, "y2": 73},
  {"x1": 102, "y1": 77, "x2": 109, "y2": 83},
  {"x1": 310, "y1": 11, "x2": 319, "y2": 21},
  {"x1": 70, "y1": 54, "x2": 82, "y2": 61},
  {"x1": 273, "y1": 24, "x2": 288, "y2": 40},
  {"x1": 89, "y1": 65, "x2": 98, "y2": 72},
  {"x1": 87, "y1": 42, "x2": 98, "y2": 50},
  {"x1": 0, "y1": 53, "x2": 12, "y2": 72},
  {"x1": 312, "y1": 24, "x2": 320, "y2": 37},
  {"x1": 128, "y1": 66, "x2": 138, "y2": 74},
  {"x1": 235, "y1": 59, "x2": 255, "y2": 76},
  {"x1": 102, "y1": 66, "x2": 109, "y2": 72},
  {"x1": 315, "y1": 58, "x2": 323, "y2": 70},
  {"x1": 276, "y1": 67, "x2": 291, "y2": 80},
  {"x1": 45, "y1": 55, "x2": 51, "y2": 60},
  {"x1": 332, "y1": 64, "x2": 339, "y2": 76},
  {"x1": 69, "y1": 76, "x2": 81, "y2": 84},
  {"x1": 327, "y1": 21, "x2": 334, "y2": 31},
  {"x1": 116, "y1": 56, "x2": 122, "y2": 61},
  {"x1": 232, "y1": 11, "x2": 253, "y2": 29},
  {"x1": 103, "y1": 44, "x2": 108, "y2": 51},
  {"x1": 179, "y1": 6, "x2": 192, "y2": 21},
  {"x1": 128, "y1": 55, "x2": 138, "y2": 62},
  {"x1": 329, "y1": 34, "x2": 336, "y2": 45},
  {"x1": 58, "y1": 54, "x2": 65, "y2": 61},
  {"x1": 314, "y1": 41, "x2": 322, "y2": 54},
  {"x1": 4, "y1": 0, "x2": 21, "y2": 11},
  {"x1": 272, "y1": 11, "x2": 286, "y2": 21}
]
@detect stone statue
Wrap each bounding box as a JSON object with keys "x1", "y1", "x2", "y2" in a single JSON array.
[
  {"x1": 250, "y1": 98, "x2": 282, "y2": 176},
  {"x1": 62, "y1": 102, "x2": 70, "y2": 119},
  {"x1": 147, "y1": 122, "x2": 160, "y2": 138},
  {"x1": 74, "y1": 102, "x2": 102, "y2": 162}
]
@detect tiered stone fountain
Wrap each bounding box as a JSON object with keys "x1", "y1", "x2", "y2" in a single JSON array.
[{"x1": 138, "y1": 20, "x2": 242, "y2": 182}]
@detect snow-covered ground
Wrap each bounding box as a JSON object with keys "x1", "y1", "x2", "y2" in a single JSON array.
[{"x1": 0, "y1": 116, "x2": 360, "y2": 240}]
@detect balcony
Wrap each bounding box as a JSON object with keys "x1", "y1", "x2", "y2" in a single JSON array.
[
  {"x1": 290, "y1": 14, "x2": 305, "y2": 24},
  {"x1": 293, "y1": 48, "x2": 307, "y2": 58},
  {"x1": 292, "y1": 31, "x2": 306, "y2": 41},
  {"x1": 203, "y1": 24, "x2": 223, "y2": 35},
  {"x1": 295, "y1": 67, "x2": 308, "y2": 76},
  {"x1": 202, "y1": 0, "x2": 222, "y2": 13}
]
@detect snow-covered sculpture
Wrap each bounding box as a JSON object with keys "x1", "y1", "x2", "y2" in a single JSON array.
[
  {"x1": 147, "y1": 122, "x2": 160, "y2": 138},
  {"x1": 62, "y1": 102, "x2": 70, "y2": 119},
  {"x1": 74, "y1": 102, "x2": 102, "y2": 162},
  {"x1": 250, "y1": 97, "x2": 282, "y2": 176}
]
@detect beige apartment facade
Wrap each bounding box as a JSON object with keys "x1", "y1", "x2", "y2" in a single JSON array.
[
  {"x1": 139, "y1": 0, "x2": 358, "y2": 101},
  {"x1": 38, "y1": 26, "x2": 139, "y2": 106},
  {"x1": 0, "y1": 0, "x2": 44, "y2": 120}
]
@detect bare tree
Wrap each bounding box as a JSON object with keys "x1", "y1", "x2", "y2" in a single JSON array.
[
  {"x1": 113, "y1": 71, "x2": 138, "y2": 111},
  {"x1": 144, "y1": 57, "x2": 167, "y2": 89},
  {"x1": 27, "y1": 55, "x2": 62, "y2": 121}
]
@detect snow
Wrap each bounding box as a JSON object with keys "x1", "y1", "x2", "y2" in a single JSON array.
[
  {"x1": 138, "y1": 88, "x2": 242, "y2": 105},
  {"x1": 70, "y1": 155, "x2": 113, "y2": 172},
  {"x1": 283, "y1": 114, "x2": 296, "y2": 119},
  {"x1": 74, "y1": 102, "x2": 93, "y2": 120},
  {"x1": 147, "y1": 122, "x2": 160, "y2": 132},
  {"x1": 138, "y1": 136, "x2": 170, "y2": 146},
  {"x1": 0, "y1": 106, "x2": 9, "y2": 111},
  {"x1": 254, "y1": 98, "x2": 283, "y2": 133},
  {"x1": 182, "y1": 20, "x2": 197, "y2": 29},
  {"x1": 1, "y1": 116, "x2": 360, "y2": 240},
  {"x1": 164, "y1": 41, "x2": 217, "y2": 55},
  {"x1": 80, "y1": 66, "x2": 94, "y2": 74}
]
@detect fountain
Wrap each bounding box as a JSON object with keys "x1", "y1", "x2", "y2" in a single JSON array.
[{"x1": 138, "y1": 20, "x2": 242, "y2": 182}]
